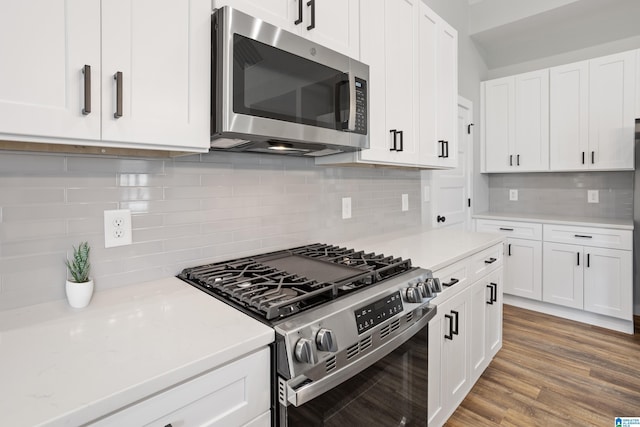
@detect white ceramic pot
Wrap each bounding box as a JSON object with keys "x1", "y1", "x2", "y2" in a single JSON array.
[{"x1": 65, "y1": 279, "x2": 94, "y2": 308}]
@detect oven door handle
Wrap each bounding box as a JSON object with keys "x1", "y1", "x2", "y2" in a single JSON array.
[{"x1": 284, "y1": 304, "x2": 436, "y2": 407}]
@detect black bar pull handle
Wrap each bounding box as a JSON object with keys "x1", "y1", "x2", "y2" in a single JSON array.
[
  {"x1": 451, "y1": 310, "x2": 459, "y2": 335},
  {"x1": 82, "y1": 65, "x2": 91, "y2": 115},
  {"x1": 517, "y1": 154, "x2": 520, "y2": 166},
  {"x1": 582, "y1": 151, "x2": 585, "y2": 164},
  {"x1": 114, "y1": 71, "x2": 123, "y2": 119},
  {"x1": 444, "y1": 314, "x2": 453, "y2": 340},
  {"x1": 591, "y1": 151, "x2": 595, "y2": 164},
  {"x1": 574, "y1": 234, "x2": 593, "y2": 239},
  {"x1": 509, "y1": 154, "x2": 513, "y2": 166},
  {"x1": 389, "y1": 129, "x2": 397, "y2": 151},
  {"x1": 499, "y1": 227, "x2": 514, "y2": 231},
  {"x1": 484, "y1": 257, "x2": 497, "y2": 264},
  {"x1": 490, "y1": 283, "x2": 498, "y2": 303},
  {"x1": 438, "y1": 140, "x2": 445, "y2": 158},
  {"x1": 397, "y1": 130, "x2": 404, "y2": 152},
  {"x1": 444, "y1": 140, "x2": 449, "y2": 158},
  {"x1": 443, "y1": 278, "x2": 459, "y2": 287},
  {"x1": 306, "y1": 0, "x2": 315, "y2": 30},
  {"x1": 294, "y1": 0, "x2": 303, "y2": 24},
  {"x1": 577, "y1": 252, "x2": 580, "y2": 266},
  {"x1": 587, "y1": 253, "x2": 590, "y2": 268},
  {"x1": 508, "y1": 243, "x2": 512, "y2": 256},
  {"x1": 486, "y1": 284, "x2": 494, "y2": 305}
]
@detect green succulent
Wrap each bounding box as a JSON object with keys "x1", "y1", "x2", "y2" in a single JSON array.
[{"x1": 65, "y1": 242, "x2": 91, "y2": 283}]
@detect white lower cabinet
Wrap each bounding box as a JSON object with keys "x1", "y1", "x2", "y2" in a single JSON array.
[
  {"x1": 428, "y1": 243, "x2": 504, "y2": 427},
  {"x1": 89, "y1": 348, "x2": 271, "y2": 427},
  {"x1": 505, "y1": 238, "x2": 542, "y2": 300},
  {"x1": 542, "y1": 242, "x2": 584, "y2": 309}
]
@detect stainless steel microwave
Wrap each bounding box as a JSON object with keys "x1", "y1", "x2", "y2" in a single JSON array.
[{"x1": 210, "y1": 7, "x2": 369, "y2": 156}]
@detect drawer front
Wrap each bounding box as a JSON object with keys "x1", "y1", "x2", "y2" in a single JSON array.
[
  {"x1": 543, "y1": 224, "x2": 632, "y2": 250},
  {"x1": 470, "y1": 244, "x2": 504, "y2": 281},
  {"x1": 90, "y1": 348, "x2": 271, "y2": 427},
  {"x1": 476, "y1": 219, "x2": 542, "y2": 240},
  {"x1": 433, "y1": 258, "x2": 470, "y2": 294}
]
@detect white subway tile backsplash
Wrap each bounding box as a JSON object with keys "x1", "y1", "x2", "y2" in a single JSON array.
[{"x1": 0, "y1": 150, "x2": 422, "y2": 310}]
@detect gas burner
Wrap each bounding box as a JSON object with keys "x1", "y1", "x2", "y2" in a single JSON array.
[{"x1": 178, "y1": 243, "x2": 415, "y2": 322}]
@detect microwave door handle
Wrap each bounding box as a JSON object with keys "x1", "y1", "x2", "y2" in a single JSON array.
[
  {"x1": 346, "y1": 73, "x2": 356, "y2": 131},
  {"x1": 334, "y1": 73, "x2": 352, "y2": 130}
]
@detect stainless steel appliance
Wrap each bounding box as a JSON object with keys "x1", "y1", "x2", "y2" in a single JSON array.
[
  {"x1": 210, "y1": 7, "x2": 369, "y2": 156},
  {"x1": 179, "y1": 243, "x2": 443, "y2": 426}
]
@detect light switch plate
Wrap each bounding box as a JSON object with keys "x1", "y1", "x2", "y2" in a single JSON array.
[
  {"x1": 587, "y1": 190, "x2": 599, "y2": 203},
  {"x1": 402, "y1": 194, "x2": 409, "y2": 211},
  {"x1": 509, "y1": 189, "x2": 518, "y2": 201},
  {"x1": 342, "y1": 197, "x2": 352, "y2": 219}
]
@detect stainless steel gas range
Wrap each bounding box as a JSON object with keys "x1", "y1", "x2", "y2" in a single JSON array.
[{"x1": 178, "y1": 243, "x2": 441, "y2": 426}]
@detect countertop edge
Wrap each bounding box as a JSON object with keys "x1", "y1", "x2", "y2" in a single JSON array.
[{"x1": 473, "y1": 212, "x2": 634, "y2": 230}]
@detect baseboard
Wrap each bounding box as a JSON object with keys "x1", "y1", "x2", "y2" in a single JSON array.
[{"x1": 503, "y1": 295, "x2": 635, "y2": 334}]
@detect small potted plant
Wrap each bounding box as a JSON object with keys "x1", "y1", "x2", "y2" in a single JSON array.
[{"x1": 65, "y1": 241, "x2": 94, "y2": 308}]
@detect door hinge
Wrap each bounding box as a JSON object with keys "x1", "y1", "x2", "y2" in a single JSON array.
[
  {"x1": 467, "y1": 123, "x2": 474, "y2": 134},
  {"x1": 467, "y1": 198, "x2": 471, "y2": 208}
]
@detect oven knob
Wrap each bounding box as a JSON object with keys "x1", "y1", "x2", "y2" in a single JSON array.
[
  {"x1": 316, "y1": 328, "x2": 338, "y2": 352},
  {"x1": 432, "y1": 277, "x2": 443, "y2": 293},
  {"x1": 405, "y1": 286, "x2": 422, "y2": 303},
  {"x1": 416, "y1": 281, "x2": 432, "y2": 298},
  {"x1": 294, "y1": 338, "x2": 318, "y2": 364}
]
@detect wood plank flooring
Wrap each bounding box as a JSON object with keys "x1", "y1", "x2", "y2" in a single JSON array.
[{"x1": 445, "y1": 305, "x2": 640, "y2": 426}]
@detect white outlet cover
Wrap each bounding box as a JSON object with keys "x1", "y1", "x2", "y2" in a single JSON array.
[
  {"x1": 509, "y1": 189, "x2": 518, "y2": 201},
  {"x1": 342, "y1": 197, "x2": 352, "y2": 219},
  {"x1": 402, "y1": 194, "x2": 409, "y2": 211},
  {"x1": 587, "y1": 190, "x2": 599, "y2": 203},
  {"x1": 104, "y1": 209, "x2": 132, "y2": 248}
]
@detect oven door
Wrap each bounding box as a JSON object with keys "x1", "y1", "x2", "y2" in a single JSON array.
[{"x1": 280, "y1": 320, "x2": 429, "y2": 427}]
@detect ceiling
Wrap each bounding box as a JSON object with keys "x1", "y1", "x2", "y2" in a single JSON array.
[{"x1": 469, "y1": 0, "x2": 640, "y2": 69}]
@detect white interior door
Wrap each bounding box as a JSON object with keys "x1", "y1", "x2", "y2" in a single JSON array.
[{"x1": 431, "y1": 97, "x2": 472, "y2": 230}]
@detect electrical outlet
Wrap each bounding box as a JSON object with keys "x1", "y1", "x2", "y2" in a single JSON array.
[
  {"x1": 587, "y1": 190, "x2": 599, "y2": 203},
  {"x1": 509, "y1": 189, "x2": 518, "y2": 201},
  {"x1": 342, "y1": 197, "x2": 352, "y2": 219},
  {"x1": 104, "y1": 209, "x2": 132, "y2": 248},
  {"x1": 402, "y1": 194, "x2": 409, "y2": 211}
]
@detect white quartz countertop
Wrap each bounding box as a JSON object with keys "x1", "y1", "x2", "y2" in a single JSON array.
[
  {"x1": 339, "y1": 227, "x2": 505, "y2": 271},
  {"x1": 473, "y1": 211, "x2": 634, "y2": 230},
  {"x1": 0, "y1": 277, "x2": 274, "y2": 427}
]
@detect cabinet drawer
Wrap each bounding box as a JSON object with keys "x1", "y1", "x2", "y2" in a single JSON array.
[
  {"x1": 90, "y1": 348, "x2": 270, "y2": 427},
  {"x1": 469, "y1": 244, "x2": 504, "y2": 281},
  {"x1": 433, "y1": 258, "x2": 470, "y2": 293},
  {"x1": 476, "y1": 219, "x2": 542, "y2": 240},
  {"x1": 543, "y1": 224, "x2": 632, "y2": 250}
]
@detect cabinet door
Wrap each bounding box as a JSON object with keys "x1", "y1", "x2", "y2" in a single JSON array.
[
  {"x1": 583, "y1": 247, "x2": 632, "y2": 320},
  {"x1": 542, "y1": 242, "x2": 584, "y2": 309},
  {"x1": 468, "y1": 279, "x2": 488, "y2": 384},
  {"x1": 550, "y1": 61, "x2": 589, "y2": 170},
  {"x1": 212, "y1": 0, "x2": 294, "y2": 31},
  {"x1": 302, "y1": 0, "x2": 360, "y2": 58},
  {"x1": 483, "y1": 77, "x2": 514, "y2": 172},
  {"x1": 588, "y1": 50, "x2": 636, "y2": 170},
  {"x1": 504, "y1": 238, "x2": 542, "y2": 300},
  {"x1": 636, "y1": 49, "x2": 640, "y2": 119},
  {"x1": 440, "y1": 290, "x2": 470, "y2": 415},
  {"x1": 360, "y1": 0, "x2": 418, "y2": 165},
  {"x1": 101, "y1": 0, "x2": 210, "y2": 150},
  {"x1": 0, "y1": 0, "x2": 101, "y2": 141},
  {"x1": 485, "y1": 270, "x2": 503, "y2": 359},
  {"x1": 514, "y1": 69, "x2": 549, "y2": 171},
  {"x1": 427, "y1": 309, "x2": 445, "y2": 426}
]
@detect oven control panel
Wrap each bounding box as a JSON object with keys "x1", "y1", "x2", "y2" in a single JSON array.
[{"x1": 354, "y1": 290, "x2": 403, "y2": 334}]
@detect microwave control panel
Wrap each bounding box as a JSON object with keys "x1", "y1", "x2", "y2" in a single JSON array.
[
  {"x1": 353, "y1": 77, "x2": 367, "y2": 135},
  {"x1": 354, "y1": 290, "x2": 403, "y2": 334}
]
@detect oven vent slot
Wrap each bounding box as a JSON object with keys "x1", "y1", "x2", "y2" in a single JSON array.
[
  {"x1": 380, "y1": 324, "x2": 391, "y2": 340},
  {"x1": 406, "y1": 312, "x2": 414, "y2": 323},
  {"x1": 390, "y1": 318, "x2": 401, "y2": 332},
  {"x1": 325, "y1": 356, "x2": 337, "y2": 373},
  {"x1": 346, "y1": 343, "x2": 359, "y2": 360},
  {"x1": 278, "y1": 377, "x2": 287, "y2": 406},
  {"x1": 360, "y1": 335, "x2": 372, "y2": 352}
]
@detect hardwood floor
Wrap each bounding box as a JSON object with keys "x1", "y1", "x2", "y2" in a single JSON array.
[{"x1": 445, "y1": 305, "x2": 640, "y2": 426}]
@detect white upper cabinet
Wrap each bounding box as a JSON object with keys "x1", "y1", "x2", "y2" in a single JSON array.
[
  {"x1": 588, "y1": 50, "x2": 636, "y2": 170},
  {"x1": 214, "y1": 0, "x2": 360, "y2": 58},
  {"x1": 317, "y1": 0, "x2": 458, "y2": 169},
  {"x1": 102, "y1": 0, "x2": 211, "y2": 149},
  {"x1": 482, "y1": 70, "x2": 549, "y2": 172},
  {"x1": 0, "y1": 0, "x2": 101, "y2": 141},
  {"x1": 549, "y1": 60, "x2": 590, "y2": 170},
  {"x1": 0, "y1": 0, "x2": 211, "y2": 152}
]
